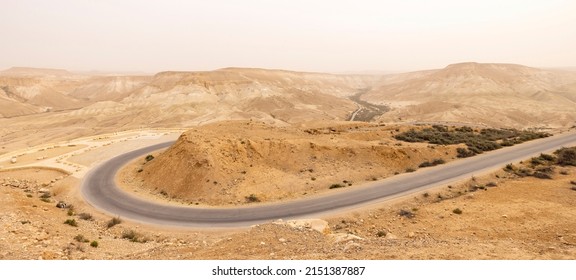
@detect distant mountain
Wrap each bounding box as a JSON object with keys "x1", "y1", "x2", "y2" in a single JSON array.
[
  {"x1": 0, "y1": 67, "x2": 73, "y2": 77},
  {"x1": 363, "y1": 62, "x2": 576, "y2": 128}
]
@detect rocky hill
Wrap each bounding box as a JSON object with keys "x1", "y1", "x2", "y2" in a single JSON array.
[
  {"x1": 129, "y1": 121, "x2": 455, "y2": 205},
  {"x1": 363, "y1": 63, "x2": 576, "y2": 128}
]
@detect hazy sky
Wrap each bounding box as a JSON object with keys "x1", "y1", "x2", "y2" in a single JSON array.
[{"x1": 1, "y1": 0, "x2": 575, "y2": 73}]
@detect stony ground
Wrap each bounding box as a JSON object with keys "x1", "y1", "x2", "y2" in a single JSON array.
[{"x1": 2, "y1": 161, "x2": 575, "y2": 260}]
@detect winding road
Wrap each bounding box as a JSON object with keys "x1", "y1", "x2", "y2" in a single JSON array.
[{"x1": 81, "y1": 131, "x2": 576, "y2": 228}]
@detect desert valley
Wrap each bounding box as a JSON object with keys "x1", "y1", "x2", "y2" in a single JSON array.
[{"x1": 1, "y1": 62, "x2": 576, "y2": 259}]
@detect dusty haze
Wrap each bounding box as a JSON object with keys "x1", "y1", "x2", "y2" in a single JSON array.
[{"x1": 1, "y1": 0, "x2": 575, "y2": 73}]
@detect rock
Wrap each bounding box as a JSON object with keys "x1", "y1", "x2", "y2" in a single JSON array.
[
  {"x1": 278, "y1": 238, "x2": 287, "y2": 243},
  {"x1": 385, "y1": 233, "x2": 398, "y2": 240},
  {"x1": 276, "y1": 219, "x2": 331, "y2": 234},
  {"x1": 56, "y1": 201, "x2": 67, "y2": 209},
  {"x1": 10, "y1": 158, "x2": 17, "y2": 164},
  {"x1": 329, "y1": 233, "x2": 363, "y2": 243},
  {"x1": 502, "y1": 215, "x2": 508, "y2": 218},
  {"x1": 260, "y1": 241, "x2": 266, "y2": 245},
  {"x1": 408, "y1": 232, "x2": 415, "y2": 238}
]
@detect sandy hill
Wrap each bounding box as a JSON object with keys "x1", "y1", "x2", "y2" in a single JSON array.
[
  {"x1": 363, "y1": 62, "x2": 576, "y2": 128},
  {"x1": 2, "y1": 63, "x2": 576, "y2": 153},
  {"x1": 129, "y1": 121, "x2": 454, "y2": 205}
]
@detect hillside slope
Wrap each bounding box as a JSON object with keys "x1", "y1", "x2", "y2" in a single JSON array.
[{"x1": 363, "y1": 63, "x2": 576, "y2": 128}]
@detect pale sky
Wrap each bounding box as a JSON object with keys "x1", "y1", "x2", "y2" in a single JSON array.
[{"x1": 0, "y1": 0, "x2": 575, "y2": 73}]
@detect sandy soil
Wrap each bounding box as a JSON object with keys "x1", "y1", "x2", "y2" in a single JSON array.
[
  {"x1": 1, "y1": 163, "x2": 574, "y2": 260},
  {"x1": 1, "y1": 125, "x2": 575, "y2": 260}
]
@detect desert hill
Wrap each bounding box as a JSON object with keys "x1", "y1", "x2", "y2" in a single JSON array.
[
  {"x1": 1, "y1": 63, "x2": 576, "y2": 153},
  {"x1": 363, "y1": 62, "x2": 576, "y2": 128},
  {"x1": 127, "y1": 121, "x2": 455, "y2": 206}
]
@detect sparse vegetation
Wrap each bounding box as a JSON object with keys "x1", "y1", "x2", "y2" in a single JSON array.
[
  {"x1": 555, "y1": 147, "x2": 576, "y2": 166},
  {"x1": 376, "y1": 231, "x2": 387, "y2": 237},
  {"x1": 74, "y1": 234, "x2": 89, "y2": 243},
  {"x1": 145, "y1": 154, "x2": 155, "y2": 161},
  {"x1": 90, "y1": 241, "x2": 99, "y2": 248},
  {"x1": 398, "y1": 209, "x2": 415, "y2": 219},
  {"x1": 245, "y1": 194, "x2": 260, "y2": 203},
  {"x1": 418, "y1": 158, "x2": 446, "y2": 168},
  {"x1": 533, "y1": 171, "x2": 552, "y2": 179},
  {"x1": 106, "y1": 217, "x2": 121, "y2": 228},
  {"x1": 329, "y1": 184, "x2": 345, "y2": 189},
  {"x1": 452, "y1": 208, "x2": 463, "y2": 215},
  {"x1": 78, "y1": 212, "x2": 94, "y2": 221},
  {"x1": 122, "y1": 230, "x2": 147, "y2": 243},
  {"x1": 395, "y1": 125, "x2": 550, "y2": 158},
  {"x1": 405, "y1": 168, "x2": 416, "y2": 173},
  {"x1": 64, "y1": 219, "x2": 78, "y2": 227}
]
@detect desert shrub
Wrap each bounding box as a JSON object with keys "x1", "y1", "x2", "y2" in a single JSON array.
[
  {"x1": 405, "y1": 168, "x2": 416, "y2": 173},
  {"x1": 452, "y1": 208, "x2": 463, "y2": 215},
  {"x1": 539, "y1": 153, "x2": 555, "y2": 161},
  {"x1": 457, "y1": 148, "x2": 476, "y2": 158},
  {"x1": 245, "y1": 194, "x2": 261, "y2": 203},
  {"x1": 145, "y1": 155, "x2": 154, "y2": 161},
  {"x1": 64, "y1": 219, "x2": 78, "y2": 227},
  {"x1": 504, "y1": 163, "x2": 515, "y2": 171},
  {"x1": 418, "y1": 161, "x2": 433, "y2": 168},
  {"x1": 486, "y1": 182, "x2": 498, "y2": 187},
  {"x1": 533, "y1": 171, "x2": 552, "y2": 179},
  {"x1": 122, "y1": 230, "x2": 147, "y2": 243},
  {"x1": 376, "y1": 231, "x2": 387, "y2": 237},
  {"x1": 395, "y1": 126, "x2": 549, "y2": 158},
  {"x1": 106, "y1": 217, "x2": 121, "y2": 228},
  {"x1": 530, "y1": 157, "x2": 544, "y2": 165},
  {"x1": 432, "y1": 158, "x2": 446, "y2": 165},
  {"x1": 419, "y1": 159, "x2": 445, "y2": 168},
  {"x1": 570, "y1": 180, "x2": 576, "y2": 185},
  {"x1": 40, "y1": 192, "x2": 51, "y2": 199},
  {"x1": 398, "y1": 209, "x2": 415, "y2": 219},
  {"x1": 555, "y1": 147, "x2": 576, "y2": 166},
  {"x1": 90, "y1": 241, "x2": 99, "y2": 248},
  {"x1": 329, "y1": 184, "x2": 345, "y2": 189},
  {"x1": 78, "y1": 213, "x2": 93, "y2": 221},
  {"x1": 74, "y1": 234, "x2": 89, "y2": 243}
]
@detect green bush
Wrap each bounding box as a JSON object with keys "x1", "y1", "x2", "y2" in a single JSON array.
[
  {"x1": 90, "y1": 241, "x2": 99, "y2": 248},
  {"x1": 64, "y1": 219, "x2": 78, "y2": 227},
  {"x1": 394, "y1": 126, "x2": 550, "y2": 158},
  {"x1": 74, "y1": 234, "x2": 89, "y2": 243},
  {"x1": 122, "y1": 230, "x2": 146, "y2": 243}
]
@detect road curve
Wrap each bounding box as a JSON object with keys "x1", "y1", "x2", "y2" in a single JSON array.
[{"x1": 81, "y1": 131, "x2": 576, "y2": 228}]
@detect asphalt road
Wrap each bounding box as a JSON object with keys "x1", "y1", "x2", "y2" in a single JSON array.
[{"x1": 81, "y1": 131, "x2": 576, "y2": 228}]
